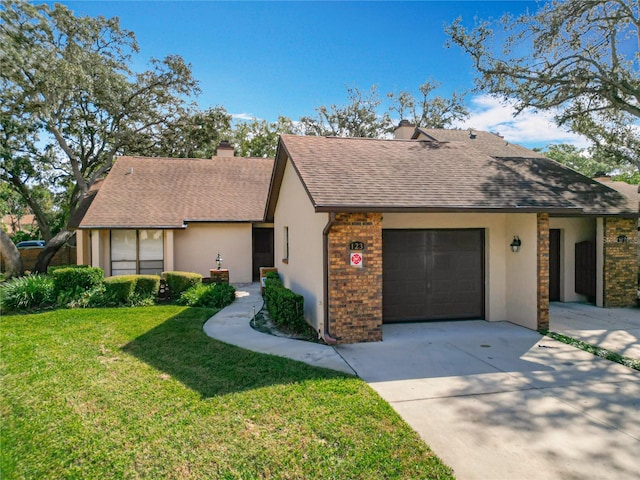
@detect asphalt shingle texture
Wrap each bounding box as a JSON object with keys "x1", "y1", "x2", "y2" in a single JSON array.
[
  {"x1": 279, "y1": 135, "x2": 637, "y2": 215},
  {"x1": 79, "y1": 156, "x2": 274, "y2": 228}
]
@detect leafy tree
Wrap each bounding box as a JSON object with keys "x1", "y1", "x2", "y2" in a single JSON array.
[
  {"x1": 446, "y1": 0, "x2": 640, "y2": 169},
  {"x1": 542, "y1": 144, "x2": 615, "y2": 178},
  {"x1": 387, "y1": 79, "x2": 468, "y2": 128},
  {"x1": 542, "y1": 143, "x2": 640, "y2": 183},
  {"x1": 612, "y1": 170, "x2": 640, "y2": 184},
  {"x1": 1, "y1": 183, "x2": 32, "y2": 235},
  {"x1": 233, "y1": 116, "x2": 296, "y2": 158},
  {"x1": 132, "y1": 106, "x2": 233, "y2": 159},
  {"x1": 0, "y1": 229, "x2": 22, "y2": 278},
  {"x1": 299, "y1": 85, "x2": 392, "y2": 138},
  {"x1": 299, "y1": 82, "x2": 468, "y2": 138},
  {"x1": 1, "y1": 0, "x2": 199, "y2": 272}
]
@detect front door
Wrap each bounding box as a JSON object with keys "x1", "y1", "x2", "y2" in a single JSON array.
[
  {"x1": 549, "y1": 229, "x2": 561, "y2": 301},
  {"x1": 252, "y1": 228, "x2": 274, "y2": 281}
]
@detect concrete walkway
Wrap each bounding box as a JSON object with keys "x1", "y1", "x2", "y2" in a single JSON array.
[
  {"x1": 550, "y1": 302, "x2": 640, "y2": 360},
  {"x1": 203, "y1": 283, "x2": 354, "y2": 374},
  {"x1": 204, "y1": 285, "x2": 640, "y2": 480}
]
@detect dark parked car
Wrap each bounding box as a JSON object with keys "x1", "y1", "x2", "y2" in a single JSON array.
[{"x1": 16, "y1": 240, "x2": 45, "y2": 249}]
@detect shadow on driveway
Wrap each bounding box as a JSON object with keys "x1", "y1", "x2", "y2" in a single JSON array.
[
  {"x1": 336, "y1": 320, "x2": 640, "y2": 480},
  {"x1": 550, "y1": 302, "x2": 640, "y2": 360}
]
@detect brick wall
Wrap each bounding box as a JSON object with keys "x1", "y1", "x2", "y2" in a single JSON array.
[
  {"x1": 537, "y1": 213, "x2": 550, "y2": 331},
  {"x1": 0, "y1": 246, "x2": 77, "y2": 273},
  {"x1": 603, "y1": 217, "x2": 638, "y2": 307},
  {"x1": 327, "y1": 212, "x2": 383, "y2": 343},
  {"x1": 209, "y1": 269, "x2": 230, "y2": 284}
]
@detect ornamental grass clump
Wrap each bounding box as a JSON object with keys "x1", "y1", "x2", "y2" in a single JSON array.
[{"x1": 0, "y1": 274, "x2": 55, "y2": 312}]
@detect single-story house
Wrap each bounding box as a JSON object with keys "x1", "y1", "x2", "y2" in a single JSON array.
[
  {"x1": 73, "y1": 142, "x2": 274, "y2": 283},
  {"x1": 265, "y1": 126, "x2": 639, "y2": 343},
  {"x1": 73, "y1": 129, "x2": 638, "y2": 345}
]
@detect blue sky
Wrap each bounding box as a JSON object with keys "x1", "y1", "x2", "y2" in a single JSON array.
[{"x1": 53, "y1": 1, "x2": 588, "y2": 149}]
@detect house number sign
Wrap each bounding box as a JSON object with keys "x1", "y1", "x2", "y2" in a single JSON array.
[{"x1": 349, "y1": 242, "x2": 365, "y2": 267}]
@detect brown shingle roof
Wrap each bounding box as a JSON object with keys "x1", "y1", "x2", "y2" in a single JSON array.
[
  {"x1": 593, "y1": 177, "x2": 640, "y2": 214},
  {"x1": 415, "y1": 128, "x2": 548, "y2": 159},
  {"x1": 79, "y1": 156, "x2": 274, "y2": 229},
  {"x1": 266, "y1": 135, "x2": 637, "y2": 218}
]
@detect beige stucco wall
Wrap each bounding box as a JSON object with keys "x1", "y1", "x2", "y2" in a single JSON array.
[
  {"x1": 75, "y1": 229, "x2": 91, "y2": 265},
  {"x1": 383, "y1": 212, "x2": 539, "y2": 329},
  {"x1": 173, "y1": 223, "x2": 253, "y2": 283},
  {"x1": 164, "y1": 230, "x2": 175, "y2": 272},
  {"x1": 273, "y1": 158, "x2": 327, "y2": 334},
  {"x1": 89, "y1": 229, "x2": 112, "y2": 276},
  {"x1": 549, "y1": 217, "x2": 596, "y2": 302},
  {"x1": 505, "y1": 214, "x2": 538, "y2": 330}
]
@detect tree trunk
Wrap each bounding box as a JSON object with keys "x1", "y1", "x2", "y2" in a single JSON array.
[
  {"x1": 0, "y1": 230, "x2": 23, "y2": 278},
  {"x1": 33, "y1": 230, "x2": 75, "y2": 273}
]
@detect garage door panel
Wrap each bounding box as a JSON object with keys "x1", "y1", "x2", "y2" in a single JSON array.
[{"x1": 383, "y1": 229, "x2": 484, "y2": 323}]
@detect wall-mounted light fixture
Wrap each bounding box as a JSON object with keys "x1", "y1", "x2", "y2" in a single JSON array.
[
  {"x1": 215, "y1": 252, "x2": 223, "y2": 270},
  {"x1": 510, "y1": 236, "x2": 522, "y2": 253}
]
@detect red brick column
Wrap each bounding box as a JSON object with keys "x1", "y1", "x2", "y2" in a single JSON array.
[
  {"x1": 209, "y1": 269, "x2": 229, "y2": 284},
  {"x1": 327, "y1": 212, "x2": 383, "y2": 343},
  {"x1": 537, "y1": 213, "x2": 550, "y2": 331},
  {"x1": 603, "y1": 218, "x2": 638, "y2": 307}
]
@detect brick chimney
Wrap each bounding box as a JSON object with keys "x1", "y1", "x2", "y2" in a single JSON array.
[
  {"x1": 393, "y1": 119, "x2": 415, "y2": 140},
  {"x1": 215, "y1": 140, "x2": 235, "y2": 157}
]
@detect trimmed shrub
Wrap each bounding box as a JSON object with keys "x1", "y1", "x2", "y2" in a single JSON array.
[
  {"x1": 177, "y1": 283, "x2": 236, "y2": 309},
  {"x1": 264, "y1": 277, "x2": 306, "y2": 333},
  {"x1": 133, "y1": 275, "x2": 161, "y2": 299},
  {"x1": 161, "y1": 271, "x2": 202, "y2": 298},
  {"x1": 104, "y1": 276, "x2": 136, "y2": 304},
  {"x1": 265, "y1": 271, "x2": 281, "y2": 281},
  {"x1": 51, "y1": 266, "x2": 104, "y2": 305},
  {"x1": 0, "y1": 274, "x2": 55, "y2": 312},
  {"x1": 48, "y1": 264, "x2": 91, "y2": 274}
]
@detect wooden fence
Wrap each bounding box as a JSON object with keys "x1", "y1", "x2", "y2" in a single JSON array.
[{"x1": 0, "y1": 246, "x2": 77, "y2": 273}]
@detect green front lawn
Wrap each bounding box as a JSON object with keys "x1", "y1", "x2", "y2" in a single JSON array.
[{"x1": 1, "y1": 306, "x2": 454, "y2": 479}]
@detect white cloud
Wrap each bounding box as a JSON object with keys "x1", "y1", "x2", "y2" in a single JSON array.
[
  {"x1": 231, "y1": 112, "x2": 259, "y2": 121},
  {"x1": 455, "y1": 95, "x2": 591, "y2": 149}
]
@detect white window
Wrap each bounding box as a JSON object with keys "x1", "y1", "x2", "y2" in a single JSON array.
[
  {"x1": 111, "y1": 230, "x2": 137, "y2": 276},
  {"x1": 283, "y1": 226, "x2": 289, "y2": 262},
  {"x1": 111, "y1": 230, "x2": 164, "y2": 276},
  {"x1": 138, "y1": 229, "x2": 164, "y2": 275}
]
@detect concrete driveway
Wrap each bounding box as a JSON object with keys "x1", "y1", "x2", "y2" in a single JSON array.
[
  {"x1": 335, "y1": 321, "x2": 640, "y2": 480},
  {"x1": 550, "y1": 303, "x2": 640, "y2": 360}
]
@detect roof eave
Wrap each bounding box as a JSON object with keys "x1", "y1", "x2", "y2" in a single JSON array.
[
  {"x1": 183, "y1": 219, "x2": 263, "y2": 224},
  {"x1": 313, "y1": 205, "x2": 585, "y2": 214},
  {"x1": 264, "y1": 137, "x2": 288, "y2": 222},
  {"x1": 78, "y1": 224, "x2": 188, "y2": 230},
  {"x1": 78, "y1": 217, "x2": 264, "y2": 230}
]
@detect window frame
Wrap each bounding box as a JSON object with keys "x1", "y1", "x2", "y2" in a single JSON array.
[
  {"x1": 282, "y1": 226, "x2": 289, "y2": 264},
  {"x1": 110, "y1": 229, "x2": 164, "y2": 276}
]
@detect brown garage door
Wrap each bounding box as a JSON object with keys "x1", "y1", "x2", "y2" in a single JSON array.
[{"x1": 383, "y1": 229, "x2": 484, "y2": 322}]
